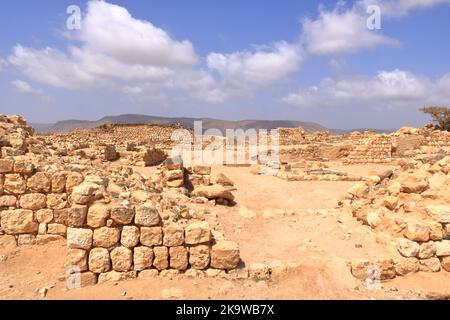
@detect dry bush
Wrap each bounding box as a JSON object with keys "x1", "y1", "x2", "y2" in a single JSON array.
[{"x1": 421, "y1": 106, "x2": 450, "y2": 131}]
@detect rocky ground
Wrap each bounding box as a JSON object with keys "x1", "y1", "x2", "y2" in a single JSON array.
[
  {"x1": 1, "y1": 115, "x2": 450, "y2": 300},
  {"x1": 2, "y1": 163, "x2": 450, "y2": 300}
]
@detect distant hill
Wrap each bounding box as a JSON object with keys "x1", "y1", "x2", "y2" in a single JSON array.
[{"x1": 31, "y1": 114, "x2": 329, "y2": 134}]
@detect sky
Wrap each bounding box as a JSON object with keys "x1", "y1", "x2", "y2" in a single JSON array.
[{"x1": 1, "y1": 0, "x2": 450, "y2": 130}]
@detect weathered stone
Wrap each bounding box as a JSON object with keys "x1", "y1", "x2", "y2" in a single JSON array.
[
  {"x1": 18, "y1": 193, "x2": 46, "y2": 210},
  {"x1": 67, "y1": 228, "x2": 93, "y2": 250},
  {"x1": 379, "y1": 196, "x2": 398, "y2": 210},
  {"x1": 89, "y1": 248, "x2": 111, "y2": 273},
  {"x1": 166, "y1": 179, "x2": 184, "y2": 188},
  {"x1": 121, "y1": 226, "x2": 140, "y2": 248},
  {"x1": 429, "y1": 221, "x2": 444, "y2": 241},
  {"x1": 38, "y1": 223, "x2": 47, "y2": 235},
  {"x1": 394, "y1": 257, "x2": 419, "y2": 276},
  {"x1": 93, "y1": 227, "x2": 121, "y2": 248},
  {"x1": 153, "y1": 246, "x2": 169, "y2": 270},
  {"x1": 185, "y1": 221, "x2": 211, "y2": 245},
  {"x1": 166, "y1": 169, "x2": 184, "y2": 181},
  {"x1": 98, "y1": 271, "x2": 123, "y2": 284},
  {"x1": 66, "y1": 172, "x2": 84, "y2": 194},
  {"x1": 400, "y1": 178, "x2": 428, "y2": 194},
  {"x1": 4, "y1": 174, "x2": 26, "y2": 194},
  {"x1": 134, "y1": 246, "x2": 153, "y2": 271},
  {"x1": 192, "y1": 166, "x2": 211, "y2": 175},
  {"x1": 135, "y1": 203, "x2": 160, "y2": 227},
  {"x1": 54, "y1": 206, "x2": 87, "y2": 227},
  {"x1": 13, "y1": 159, "x2": 34, "y2": 175},
  {"x1": 140, "y1": 227, "x2": 163, "y2": 247},
  {"x1": 351, "y1": 258, "x2": 397, "y2": 281},
  {"x1": 164, "y1": 157, "x2": 183, "y2": 170},
  {"x1": 211, "y1": 241, "x2": 240, "y2": 270},
  {"x1": 104, "y1": 145, "x2": 119, "y2": 161},
  {"x1": 404, "y1": 222, "x2": 430, "y2": 242},
  {"x1": 71, "y1": 182, "x2": 105, "y2": 205},
  {"x1": 138, "y1": 269, "x2": 159, "y2": 279},
  {"x1": 441, "y1": 256, "x2": 450, "y2": 272},
  {"x1": 419, "y1": 242, "x2": 437, "y2": 259},
  {"x1": 27, "y1": 172, "x2": 51, "y2": 193},
  {"x1": 435, "y1": 240, "x2": 450, "y2": 257},
  {"x1": 163, "y1": 224, "x2": 185, "y2": 247},
  {"x1": 249, "y1": 263, "x2": 271, "y2": 280},
  {"x1": 397, "y1": 238, "x2": 420, "y2": 257},
  {"x1": 110, "y1": 247, "x2": 133, "y2": 272},
  {"x1": 192, "y1": 185, "x2": 234, "y2": 201},
  {"x1": 169, "y1": 246, "x2": 188, "y2": 271},
  {"x1": 0, "y1": 159, "x2": 14, "y2": 173},
  {"x1": 35, "y1": 234, "x2": 63, "y2": 245},
  {"x1": 68, "y1": 272, "x2": 97, "y2": 288},
  {"x1": 189, "y1": 245, "x2": 210, "y2": 270},
  {"x1": 66, "y1": 248, "x2": 88, "y2": 272},
  {"x1": 36, "y1": 209, "x2": 53, "y2": 224},
  {"x1": 87, "y1": 203, "x2": 110, "y2": 228},
  {"x1": 1, "y1": 209, "x2": 38, "y2": 234},
  {"x1": 214, "y1": 173, "x2": 234, "y2": 187},
  {"x1": 51, "y1": 172, "x2": 67, "y2": 193},
  {"x1": 0, "y1": 195, "x2": 17, "y2": 207},
  {"x1": 17, "y1": 234, "x2": 36, "y2": 245},
  {"x1": 419, "y1": 258, "x2": 441, "y2": 272},
  {"x1": 110, "y1": 202, "x2": 135, "y2": 225},
  {"x1": 46, "y1": 193, "x2": 67, "y2": 210},
  {"x1": 47, "y1": 223, "x2": 67, "y2": 235},
  {"x1": 426, "y1": 204, "x2": 450, "y2": 224},
  {"x1": 347, "y1": 183, "x2": 369, "y2": 198}
]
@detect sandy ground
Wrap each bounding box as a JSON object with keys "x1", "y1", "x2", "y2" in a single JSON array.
[{"x1": 1, "y1": 163, "x2": 450, "y2": 300}]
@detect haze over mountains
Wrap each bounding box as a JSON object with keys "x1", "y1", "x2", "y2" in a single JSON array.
[{"x1": 31, "y1": 114, "x2": 329, "y2": 133}]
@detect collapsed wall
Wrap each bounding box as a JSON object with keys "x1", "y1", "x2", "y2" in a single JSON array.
[
  {"x1": 0, "y1": 115, "x2": 241, "y2": 289},
  {"x1": 342, "y1": 156, "x2": 450, "y2": 279}
]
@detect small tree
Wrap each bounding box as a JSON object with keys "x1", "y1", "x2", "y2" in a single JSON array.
[{"x1": 421, "y1": 106, "x2": 450, "y2": 131}]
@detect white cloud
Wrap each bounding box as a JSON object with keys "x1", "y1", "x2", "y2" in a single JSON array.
[
  {"x1": 282, "y1": 69, "x2": 450, "y2": 108},
  {"x1": 8, "y1": 1, "x2": 200, "y2": 95},
  {"x1": 79, "y1": 1, "x2": 198, "y2": 66},
  {"x1": 11, "y1": 80, "x2": 53, "y2": 101},
  {"x1": 301, "y1": 5, "x2": 398, "y2": 55},
  {"x1": 207, "y1": 42, "x2": 303, "y2": 99}
]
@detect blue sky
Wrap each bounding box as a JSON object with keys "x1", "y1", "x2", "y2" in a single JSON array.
[{"x1": 1, "y1": 0, "x2": 450, "y2": 129}]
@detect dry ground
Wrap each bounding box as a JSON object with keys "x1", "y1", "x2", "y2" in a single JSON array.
[{"x1": 1, "y1": 163, "x2": 450, "y2": 300}]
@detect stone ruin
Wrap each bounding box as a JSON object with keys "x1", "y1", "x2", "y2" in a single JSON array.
[
  {"x1": 342, "y1": 156, "x2": 450, "y2": 279},
  {"x1": 0, "y1": 115, "x2": 241, "y2": 288}
]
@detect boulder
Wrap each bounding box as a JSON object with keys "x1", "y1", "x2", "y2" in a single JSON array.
[
  {"x1": 93, "y1": 227, "x2": 121, "y2": 248},
  {"x1": 140, "y1": 227, "x2": 163, "y2": 247},
  {"x1": 153, "y1": 246, "x2": 169, "y2": 270},
  {"x1": 397, "y1": 238, "x2": 420, "y2": 257},
  {"x1": 89, "y1": 248, "x2": 111, "y2": 273},
  {"x1": 191, "y1": 185, "x2": 235, "y2": 201},
  {"x1": 435, "y1": 240, "x2": 450, "y2": 257},
  {"x1": 1, "y1": 209, "x2": 38, "y2": 234},
  {"x1": 419, "y1": 242, "x2": 437, "y2": 259},
  {"x1": 404, "y1": 222, "x2": 430, "y2": 242},
  {"x1": 185, "y1": 222, "x2": 211, "y2": 245},
  {"x1": 110, "y1": 247, "x2": 133, "y2": 272},
  {"x1": 66, "y1": 248, "x2": 88, "y2": 272},
  {"x1": 189, "y1": 245, "x2": 210, "y2": 270},
  {"x1": 4, "y1": 174, "x2": 26, "y2": 194},
  {"x1": 67, "y1": 228, "x2": 93, "y2": 250},
  {"x1": 169, "y1": 246, "x2": 189, "y2": 271},
  {"x1": 27, "y1": 172, "x2": 51, "y2": 193},
  {"x1": 214, "y1": 173, "x2": 234, "y2": 187},
  {"x1": 133, "y1": 246, "x2": 153, "y2": 271},
  {"x1": 163, "y1": 224, "x2": 185, "y2": 247},
  {"x1": 211, "y1": 240, "x2": 240, "y2": 270},
  {"x1": 426, "y1": 204, "x2": 450, "y2": 224},
  {"x1": 394, "y1": 257, "x2": 419, "y2": 276},
  {"x1": 110, "y1": 201, "x2": 135, "y2": 225},
  {"x1": 135, "y1": 203, "x2": 160, "y2": 227},
  {"x1": 87, "y1": 203, "x2": 110, "y2": 228},
  {"x1": 121, "y1": 226, "x2": 140, "y2": 248}
]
